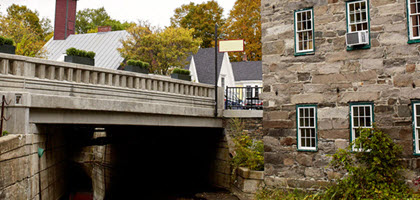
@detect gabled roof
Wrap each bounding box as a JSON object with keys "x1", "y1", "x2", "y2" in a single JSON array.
[
  {"x1": 187, "y1": 48, "x2": 225, "y2": 85},
  {"x1": 43, "y1": 30, "x2": 128, "y2": 70},
  {"x1": 231, "y1": 61, "x2": 262, "y2": 81}
]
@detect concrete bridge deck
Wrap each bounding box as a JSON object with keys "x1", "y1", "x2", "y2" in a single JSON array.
[{"x1": 0, "y1": 53, "x2": 224, "y2": 134}]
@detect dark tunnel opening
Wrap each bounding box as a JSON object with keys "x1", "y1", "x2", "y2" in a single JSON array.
[
  {"x1": 108, "y1": 126, "x2": 224, "y2": 199},
  {"x1": 60, "y1": 125, "x2": 227, "y2": 200}
]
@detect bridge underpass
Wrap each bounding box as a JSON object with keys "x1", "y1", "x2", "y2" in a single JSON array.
[{"x1": 22, "y1": 124, "x2": 228, "y2": 200}]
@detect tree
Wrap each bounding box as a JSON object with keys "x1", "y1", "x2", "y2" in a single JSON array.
[
  {"x1": 170, "y1": 1, "x2": 225, "y2": 48},
  {"x1": 119, "y1": 22, "x2": 202, "y2": 75},
  {"x1": 75, "y1": 7, "x2": 133, "y2": 34},
  {"x1": 223, "y1": 0, "x2": 261, "y2": 61},
  {"x1": 0, "y1": 4, "x2": 52, "y2": 57}
]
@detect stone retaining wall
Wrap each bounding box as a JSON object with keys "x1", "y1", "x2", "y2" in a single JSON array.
[
  {"x1": 261, "y1": 0, "x2": 420, "y2": 190},
  {"x1": 0, "y1": 125, "x2": 68, "y2": 199}
]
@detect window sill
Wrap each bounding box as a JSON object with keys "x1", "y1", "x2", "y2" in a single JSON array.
[
  {"x1": 408, "y1": 39, "x2": 420, "y2": 44},
  {"x1": 297, "y1": 148, "x2": 318, "y2": 152},
  {"x1": 346, "y1": 44, "x2": 371, "y2": 51},
  {"x1": 294, "y1": 51, "x2": 315, "y2": 57}
]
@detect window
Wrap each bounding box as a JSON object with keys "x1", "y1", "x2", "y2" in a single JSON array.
[
  {"x1": 294, "y1": 8, "x2": 315, "y2": 55},
  {"x1": 297, "y1": 105, "x2": 317, "y2": 151},
  {"x1": 346, "y1": 0, "x2": 371, "y2": 50},
  {"x1": 350, "y1": 103, "x2": 374, "y2": 151},
  {"x1": 413, "y1": 102, "x2": 420, "y2": 154},
  {"x1": 407, "y1": 0, "x2": 420, "y2": 43}
]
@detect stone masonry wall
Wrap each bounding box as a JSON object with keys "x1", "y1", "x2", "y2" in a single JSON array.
[
  {"x1": 261, "y1": 0, "x2": 420, "y2": 189},
  {"x1": 0, "y1": 125, "x2": 68, "y2": 200}
]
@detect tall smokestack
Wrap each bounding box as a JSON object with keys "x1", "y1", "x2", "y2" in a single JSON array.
[{"x1": 54, "y1": 0, "x2": 77, "y2": 40}]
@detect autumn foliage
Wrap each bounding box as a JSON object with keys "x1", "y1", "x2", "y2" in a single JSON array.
[
  {"x1": 119, "y1": 22, "x2": 201, "y2": 75},
  {"x1": 223, "y1": 0, "x2": 262, "y2": 62},
  {"x1": 0, "y1": 4, "x2": 52, "y2": 57}
]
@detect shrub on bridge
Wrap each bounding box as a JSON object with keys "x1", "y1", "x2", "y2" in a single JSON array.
[
  {"x1": 127, "y1": 59, "x2": 150, "y2": 69},
  {"x1": 172, "y1": 68, "x2": 190, "y2": 75},
  {"x1": 0, "y1": 36, "x2": 14, "y2": 46},
  {"x1": 66, "y1": 47, "x2": 96, "y2": 59}
]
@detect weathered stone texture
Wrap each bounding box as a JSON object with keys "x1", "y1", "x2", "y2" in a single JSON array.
[
  {"x1": 262, "y1": 0, "x2": 420, "y2": 190},
  {"x1": 0, "y1": 125, "x2": 68, "y2": 200}
]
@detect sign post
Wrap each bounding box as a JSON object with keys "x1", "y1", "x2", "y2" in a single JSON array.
[
  {"x1": 214, "y1": 28, "x2": 244, "y2": 117},
  {"x1": 215, "y1": 25, "x2": 218, "y2": 117}
]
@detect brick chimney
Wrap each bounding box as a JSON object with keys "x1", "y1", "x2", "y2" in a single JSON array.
[
  {"x1": 54, "y1": 0, "x2": 77, "y2": 40},
  {"x1": 98, "y1": 26, "x2": 112, "y2": 33}
]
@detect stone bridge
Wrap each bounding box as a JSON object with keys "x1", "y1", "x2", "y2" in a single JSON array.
[
  {"x1": 0, "y1": 53, "x2": 263, "y2": 199},
  {"x1": 0, "y1": 53, "x2": 224, "y2": 134}
]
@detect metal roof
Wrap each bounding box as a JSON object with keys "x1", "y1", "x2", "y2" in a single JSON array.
[
  {"x1": 231, "y1": 61, "x2": 262, "y2": 81},
  {"x1": 43, "y1": 30, "x2": 128, "y2": 70}
]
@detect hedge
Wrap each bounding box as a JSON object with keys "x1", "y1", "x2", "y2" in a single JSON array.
[
  {"x1": 66, "y1": 47, "x2": 96, "y2": 59},
  {"x1": 172, "y1": 68, "x2": 190, "y2": 75},
  {"x1": 127, "y1": 59, "x2": 150, "y2": 69},
  {"x1": 0, "y1": 36, "x2": 14, "y2": 46}
]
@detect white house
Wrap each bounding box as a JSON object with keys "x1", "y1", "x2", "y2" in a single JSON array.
[{"x1": 187, "y1": 48, "x2": 262, "y2": 89}]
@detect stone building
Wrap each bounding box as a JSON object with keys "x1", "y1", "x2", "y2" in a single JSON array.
[{"x1": 261, "y1": 0, "x2": 420, "y2": 189}]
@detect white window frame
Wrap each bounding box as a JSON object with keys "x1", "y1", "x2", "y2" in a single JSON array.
[
  {"x1": 408, "y1": 0, "x2": 420, "y2": 40},
  {"x1": 294, "y1": 8, "x2": 314, "y2": 54},
  {"x1": 350, "y1": 104, "x2": 373, "y2": 152},
  {"x1": 347, "y1": 0, "x2": 369, "y2": 33},
  {"x1": 297, "y1": 105, "x2": 317, "y2": 151},
  {"x1": 414, "y1": 103, "x2": 420, "y2": 154}
]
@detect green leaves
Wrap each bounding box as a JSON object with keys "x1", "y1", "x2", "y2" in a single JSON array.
[
  {"x1": 75, "y1": 7, "x2": 133, "y2": 34},
  {"x1": 119, "y1": 24, "x2": 201, "y2": 75},
  {"x1": 66, "y1": 47, "x2": 96, "y2": 59},
  {"x1": 0, "y1": 4, "x2": 51, "y2": 57},
  {"x1": 0, "y1": 36, "x2": 14, "y2": 46},
  {"x1": 127, "y1": 59, "x2": 150, "y2": 69},
  {"x1": 323, "y1": 127, "x2": 412, "y2": 199},
  {"x1": 172, "y1": 68, "x2": 190, "y2": 75},
  {"x1": 170, "y1": 1, "x2": 226, "y2": 48}
]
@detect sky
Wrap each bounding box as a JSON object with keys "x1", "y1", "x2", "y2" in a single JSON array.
[{"x1": 0, "y1": 0, "x2": 236, "y2": 28}]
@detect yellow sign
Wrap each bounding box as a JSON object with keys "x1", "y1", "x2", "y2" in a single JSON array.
[{"x1": 219, "y1": 40, "x2": 244, "y2": 52}]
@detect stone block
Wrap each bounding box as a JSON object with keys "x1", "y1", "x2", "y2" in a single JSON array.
[
  {"x1": 296, "y1": 153, "x2": 313, "y2": 167},
  {"x1": 397, "y1": 105, "x2": 411, "y2": 117},
  {"x1": 318, "y1": 119, "x2": 333, "y2": 130},
  {"x1": 263, "y1": 120, "x2": 294, "y2": 128},
  {"x1": 332, "y1": 118, "x2": 349, "y2": 129},
  {"x1": 304, "y1": 167, "x2": 324, "y2": 179},
  {"x1": 394, "y1": 74, "x2": 413, "y2": 87},
  {"x1": 280, "y1": 137, "x2": 296, "y2": 146},
  {"x1": 264, "y1": 152, "x2": 286, "y2": 165},
  {"x1": 318, "y1": 107, "x2": 348, "y2": 119},
  {"x1": 267, "y1": 111, "x2": 289, "y2": 120},
  {"x1": 319, "y1": 141, "x2": 335, "y2": 154},
  {"x1": 291, "y1": 93, "x2": 324, "y2": 104},
  {"x1": 283, "y1": 158, "x2": 294, "y2": 166},
  {"x1": 262, "y1": 40, "x2": 285, "y2": 55},
  {"x1": 319, "y1": 129, "x2": 349, "y2": 139},
  {"x1": 263, "y1": 136, "x2": 281, "y2": 152},
  {"x1": 339, "y1": 92, "x2": 380, "y2": 103},
  {"x1": 335, "y1": 139, "x2": 348, "y2": 150}
]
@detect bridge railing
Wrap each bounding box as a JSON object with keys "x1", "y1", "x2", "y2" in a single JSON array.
[{"x1": 0, "y1": 53, "x2": 215, "y2": 99}]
